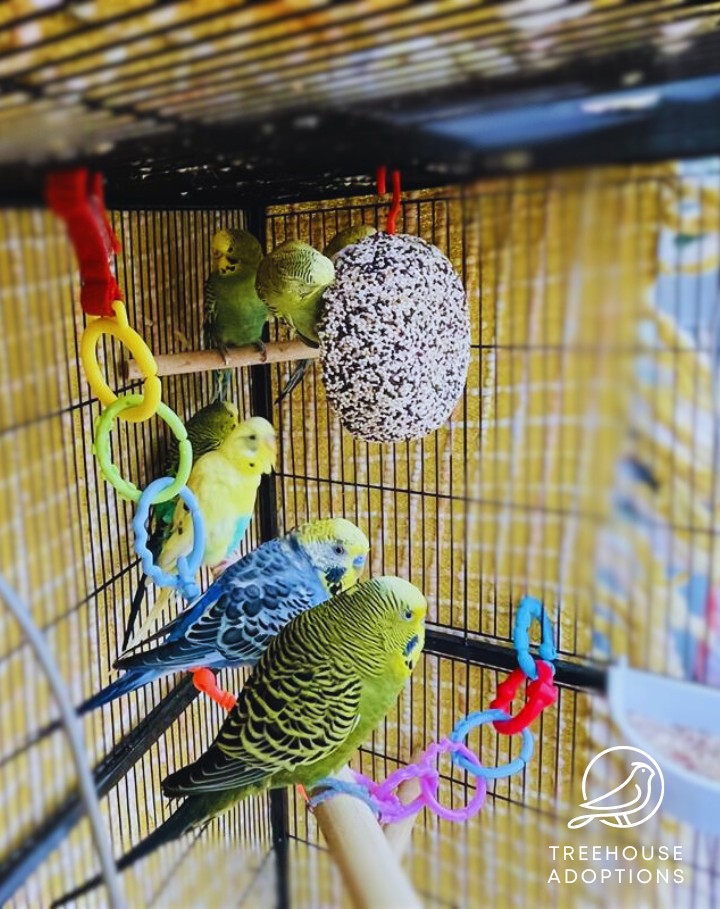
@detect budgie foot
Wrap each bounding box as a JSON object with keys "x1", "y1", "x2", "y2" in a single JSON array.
[
  {"x1": 191, "y1": 668, "x2": 237, "y2": 711},
  {"x1": 254, "y1": 339, "x2": 268, "y2": 363},
  {"x1": 217, "y1": 341, "x2": 231, "y2": 365}
]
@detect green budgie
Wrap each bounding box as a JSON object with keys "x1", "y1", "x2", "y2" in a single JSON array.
[
  {"x1": 256, "y1": 237, "x2": 335, "y2": 403},
  {"x1": 323, "y1": 223, "x2": 377, "y2": 259},
  {"x1": 204, "y1": 227, "x2": 267, "y2": 400},
  {"x1": 255, "y1": 238, "x2": 334, "y2": 346},
  {"x1": 126, "y1": 416, "x2": 277, "y2": 648},
  {"x1": 53, "y1": 576, "x2": 426, "y2": 906},
  {"x1": 74, "y1": 518, "x2": 369, "y2": 715},
  {"x1": 123, "y1": 399, "x2": 239, "y2": 649},
  {"x1": 271, "y1": 228, "x2": 375, "y2": 403}
]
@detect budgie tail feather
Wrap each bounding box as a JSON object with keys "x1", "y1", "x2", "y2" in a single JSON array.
[
  {"x1": 212, "y1": 368, "x2": 233, "y2": 403},
  {"x1": 75, "y1": 669, "x2": 159, "y2": 715},
  {"x1": 123, "y1": 520, "x2": 166, "y2": 650},
  {"x1": 275, "y1": 359, "x2": 311, "y2": 404},
  {"x1": 124, "y1": 586, "x2": 175, "y2": 650}
]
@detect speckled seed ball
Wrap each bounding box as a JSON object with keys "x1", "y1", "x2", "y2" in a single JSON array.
[{"x1": 318, "y1": 232, "x2": 470, "y2": 443}]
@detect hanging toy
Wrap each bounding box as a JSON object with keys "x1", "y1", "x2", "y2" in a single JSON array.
[
  {"x1": 46, "y1": 168, "x2": 205, "y2": 624},
  {"x1": 318, "y1": 167, "x2": 470, "y2": 443}
]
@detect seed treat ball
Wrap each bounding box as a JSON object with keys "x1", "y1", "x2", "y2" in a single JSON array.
[{"x1": 318, "y1": 232, "x2": 470, "y2": 443}]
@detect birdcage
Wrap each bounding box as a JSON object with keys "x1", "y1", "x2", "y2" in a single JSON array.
[{"x1": 1, "y1": 4, "x2": 719, "y2": 909}]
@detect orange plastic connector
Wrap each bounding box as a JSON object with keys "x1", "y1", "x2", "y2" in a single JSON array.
[{"x1": 191, "y1": 667, "x2": 237, "y2": 712}]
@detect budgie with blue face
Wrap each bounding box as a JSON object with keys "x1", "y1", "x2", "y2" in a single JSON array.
[
  {"x1": 76, "y1": 518, "x2": 369, "y2": 714},
  {"x1": 53, "y1": 576, "x2": 426, "y2": 907},
  {"x1": 126, "y1": 416, "x2": 276, "y2": 647}
]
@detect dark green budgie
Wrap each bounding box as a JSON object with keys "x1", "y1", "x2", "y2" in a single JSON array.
[
  {"x1": 123, "y1": 399, "x2": 239, "y2": 650},
  {"x1": 204, "y1": 227, "x2": 267, "y2": 400},
  {"x1": 52, "y1": 576, "x2": 426, "y2": 906}
]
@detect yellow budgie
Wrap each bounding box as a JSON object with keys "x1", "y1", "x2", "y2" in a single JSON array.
[{"x1": 127, "y1": 416, "x2": 276, "y2": 647}]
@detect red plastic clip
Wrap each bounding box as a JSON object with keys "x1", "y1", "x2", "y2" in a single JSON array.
[
  {"x1": 191, "y1": 667, "x2": 237, "y2": 712},
  {"x1": 376, "y1": 165, "x2": 401, "y2": 235},
  {"x1": 490, "y1": 659, "x2": 558, "y2": 734},
  {"x1": 376, "y1": 164, "x2": 387, "y2": 195},
  {"x1": 45, "y1": 168, "x2": 122, "y2": 317},
  {"x1": 88, "y1": 172, "x2": 121, "y2": 256}
]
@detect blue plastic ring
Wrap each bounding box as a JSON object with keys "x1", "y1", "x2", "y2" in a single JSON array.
[
  {"x1": 308, "y1": 779, "x2": 381, "y2": 819},
  {"x1": 513, "y1": 596, "x2": 557, "y2": 679},
  {"x1": 449, "y1": 709, "x2": 534, "y2": 779},
  {"x1": 132, "y1": 477, "x2": 205, "y2": 600}
]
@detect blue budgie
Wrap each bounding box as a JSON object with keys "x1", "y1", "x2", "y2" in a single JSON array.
[{"x1": 76, "y1": 518, "x2": 370, "y2": 713}]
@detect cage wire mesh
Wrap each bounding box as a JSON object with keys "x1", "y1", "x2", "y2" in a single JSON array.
[
  {"x1": 0, "y1": 162, "x2": 719, "y2": 908},
  {"x1": 0, "y1": 207, "x2": 274, "y2": 908},
  {"x1": 263, "y1": 172, "x2": 720, "y2": 908}
]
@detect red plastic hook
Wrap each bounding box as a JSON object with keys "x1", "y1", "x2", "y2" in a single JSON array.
[
  {"x1": 45, "y1": 168, "x2": 122, "y2": 317},
  {"x1": 376, "y1": 165, "x2": 386, "y2": 195},
  {"x1": 376, "y1": 165, "x2": 401, "y2": 235}
]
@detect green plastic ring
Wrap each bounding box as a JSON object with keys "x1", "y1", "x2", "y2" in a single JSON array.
[{"x1": 93, "y1": 394, "x2": 192, "y2": 503}]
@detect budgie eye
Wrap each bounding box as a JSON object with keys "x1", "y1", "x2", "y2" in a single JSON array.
[
  {"x1": 248, "y1": 434, "x2": 257, "y2": 441},
  {"x1": 404, "y1": 609, "x2": 413, "y2": 621},
  {"x1": 333, "y1": 544, "x2": 345, "y2": 556}
]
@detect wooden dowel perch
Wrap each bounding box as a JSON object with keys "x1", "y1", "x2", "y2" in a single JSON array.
[
  {"x1": 123, "y1": 339, "x2": 319, "y2": 380},
  {"x1": 383, "y1": 750, "x2": 423, "y2": 861},
  {"x1": 312, "y1": 766, "x2": 422, "y2": 909}
]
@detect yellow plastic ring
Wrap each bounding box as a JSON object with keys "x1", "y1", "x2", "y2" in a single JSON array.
[
  {"x1": 93, "y1": 394, "x2": 192, "y2": 503},
  {"x1": 81, "y1": 300, "x2": 161, "y2": 424}
]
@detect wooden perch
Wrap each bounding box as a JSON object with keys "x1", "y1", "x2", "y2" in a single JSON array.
[
  {"x1": 383, "y1": 750, "x2": 423, "y2": 861},
  {"x1": 312, "y1": 766, "x2": 421, "y2": 909},
  {"x1": 123, "y1": 339, "x2": 319, "y2": 380}
]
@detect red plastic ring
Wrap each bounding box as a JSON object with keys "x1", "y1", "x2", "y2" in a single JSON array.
[{"x1": 490, "y1": 659, "x2": 558, "y2": 734}]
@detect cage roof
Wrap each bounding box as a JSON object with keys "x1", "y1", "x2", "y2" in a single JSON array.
[{"x1": 0, "y1": 1, "x2": 718, "y2": 205}]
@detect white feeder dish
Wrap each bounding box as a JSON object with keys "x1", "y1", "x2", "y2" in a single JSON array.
[{"x1": 608, "y1": 661, "x2": 720, "y2": 836}]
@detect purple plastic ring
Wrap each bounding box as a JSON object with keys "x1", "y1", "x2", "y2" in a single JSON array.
[
  {"x1": 371, "y1": 763, "x2": 437, "y2": 822},
  {"x1": 417, "y1": 739, "x2": 487, "y2": 821}
]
